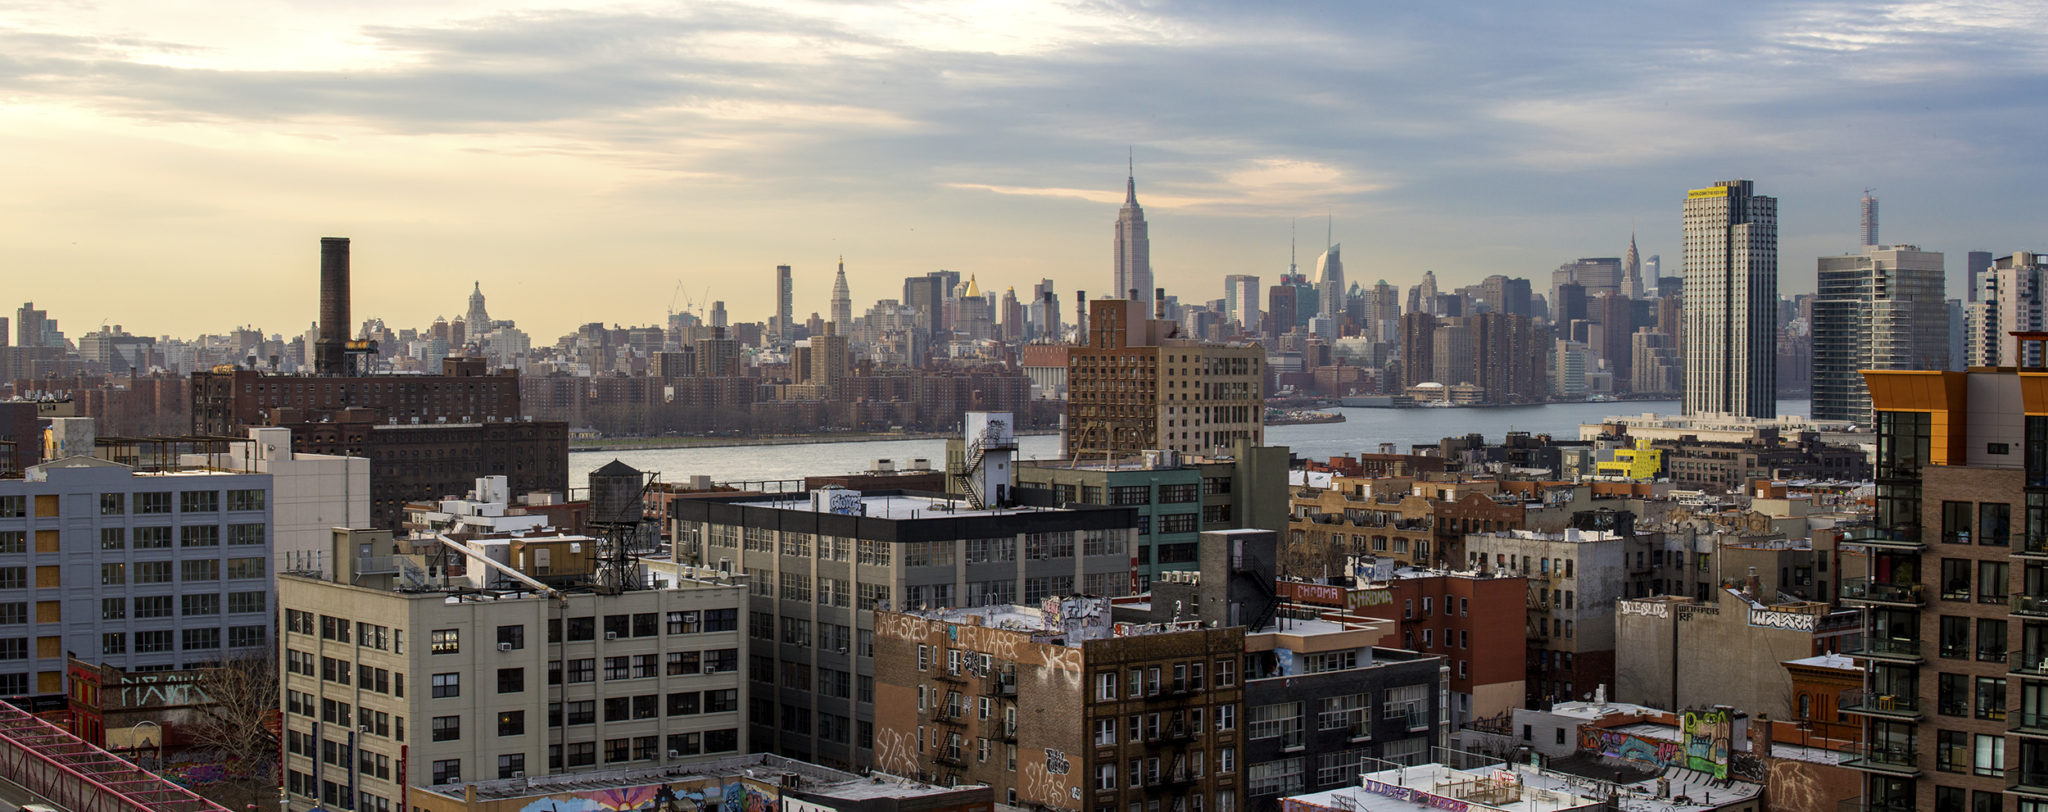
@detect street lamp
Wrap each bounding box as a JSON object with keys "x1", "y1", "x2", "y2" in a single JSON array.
[{"x1": 129, "y1": 720, "x2": 162, "y2": 765}]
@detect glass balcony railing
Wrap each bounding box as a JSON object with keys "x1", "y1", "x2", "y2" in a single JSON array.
[
  {"x1": 1835, "y1": 798, "x2": 1916, "y2": 812},
  {"x1": 1838, "y1": 742, "x2": 1920, "y2": 774},
  {"x1": 1839, "y1": 689, "x2": 1920, "y2": 718},
  {"x1": 1844, "y1": 636, "x2": 1923, "y2": 661},
  {"x1": 1841, "y1": 578, "x2": 1925, "y2": 606},
  {"x1": 2015, "y1": 650, "x2": 2048, "y2": 678},
  {"x1": 2012, "y1": 769, "x2": 2048, "y2": 797},
  {"x1": 2016, "y1": 594, "x2": 2048, "y2": 618},
  {"x1": 1840, "y1": 526, "x2": 1923, "y2": 549},
  {"x1": 2012, "y1": 710, "x2": 2048, "y2": 737},
  {"x1": 2020, "y1": 533, "x2": 2048, "y2": 558}
]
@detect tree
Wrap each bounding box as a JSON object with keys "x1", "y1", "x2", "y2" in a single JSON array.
[{"x1": 187, "y1": 654, "x2": 280, "y2": 779}]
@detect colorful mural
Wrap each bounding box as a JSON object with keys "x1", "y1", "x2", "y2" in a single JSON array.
[
  {"x1": 1681, "y1": 708, "x2": 1732, "y2": 779},
  {"x1": 508, "y1": 777, "x2": 780, "y2": 812},
  {"x1": 1579, "y1": 728, "x2": 1683, "y2": 769}
]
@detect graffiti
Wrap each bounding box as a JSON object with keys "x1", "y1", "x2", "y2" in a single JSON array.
[
  {"x1": 1358, "y1": 778, "x2": 1472, "y2": 812},
  {"x1": 1580, "y1": 728, "x2": 1683, "y2": 769},
  {"x1": 1044, "y1": 747, "x2": 1070, "y2": 775},
  {"x1": 1764, "y1": 756, "x2": 1830, "y2": 812},
  {"x1": 1020, "y1": 755, "x2": 1076, "y2": 807},
  {"x1": 1616, "y1": 600, "x2": 1671, "y2": 619},
  {"x1": 1676, "y1": 604, "x2": 1720, "y2": 621},
  {"x1": 508, "y1": 778, "x2": 774, "y2": 812},
  {"x1": 1681, "y1": 709, "x2": 1731, "y2": 779},
  {"x1": 872, "y1": 726, "x2": 921, "y2": 777},
  {"x1": 1284, "y1": 583, "x2": 1344, "y2": 604},
  {"x1": 1042, "y1": 596, "x2": 1065, "y2": 628},
  {"x1": 1746, "y1": 608, "x2": 1817, "y2": 631},
  {"x1": 1346, "y1": 588, "x2": 1393, "y2": 609},
  {"x1": 1730, "y1": 751, "x2": 1766, "y2": 784}
]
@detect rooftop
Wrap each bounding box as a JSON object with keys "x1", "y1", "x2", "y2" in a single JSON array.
[
  {"x1": 1283, "y1": 764, "x2": 1601, "y2": 812},
  {"x1": 418, "y1": 753, "x2": 862, "y2": 802},
  {"x1": 731, "y1": 491, "x2": 1070, "y2": 520}
]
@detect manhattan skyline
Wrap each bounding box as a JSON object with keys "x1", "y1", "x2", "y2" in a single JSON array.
[{"x1": 3, "y1": 1, "x2": 2042, "y2": 338}]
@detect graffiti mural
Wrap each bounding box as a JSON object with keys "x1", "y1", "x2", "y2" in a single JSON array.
[
  {"x1": 507, "y1": 778, "x2": 779, "y2": 812},
  {"x1": 1681, "y1": 709, "x2": 1731, "y2": 779},
  {"x1": 1580, "y1": 728, "x2": 1683, "y2": 769}
]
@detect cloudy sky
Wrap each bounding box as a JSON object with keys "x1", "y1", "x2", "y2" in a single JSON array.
[{"x1": 4, "y1": 0, "x2": 2043, "y2": 340}]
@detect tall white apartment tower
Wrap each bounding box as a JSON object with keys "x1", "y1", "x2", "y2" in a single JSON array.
[
  {"x1": 1681, "y1": 179, "x2": 1778, "y2": 418},
  {"x1": 1224, "y1": 274, "x2": 1261, "y2": 334},
  {"x1": 1113, "y1": 162, "x2": 1152, "y2": 308},
  {"x1": 1859, "y1": 190, "x2": 1879, "y2": 247}
]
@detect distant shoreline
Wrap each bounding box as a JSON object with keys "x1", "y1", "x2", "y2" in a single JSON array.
[{"x1": 570, "y1": 429, "x2": 1060, "y2": 453}]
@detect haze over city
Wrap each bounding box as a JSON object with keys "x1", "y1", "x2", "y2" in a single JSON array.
[{"x1": 5, "y1": 0, "x2": 2044, "y2": 337}]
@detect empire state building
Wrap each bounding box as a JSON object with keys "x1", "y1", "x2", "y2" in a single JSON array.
[{"x1": 1113, "y1": 165, "x2": 1151, "y2": 306}]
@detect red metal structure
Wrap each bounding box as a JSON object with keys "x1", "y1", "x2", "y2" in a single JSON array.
[{"x1": 0, "y1": 702, "x2": 230, "y2": 812}]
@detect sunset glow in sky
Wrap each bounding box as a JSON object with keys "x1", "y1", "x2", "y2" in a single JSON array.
[{"x1": 4, "y1": 0, "x2": 2044, "y2": 338}]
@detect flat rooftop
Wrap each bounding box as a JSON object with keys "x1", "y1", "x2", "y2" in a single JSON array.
[
  {"x1": 731, "y1": 492, "x2": 1070, "y2": 520},
  {"x1": 1285, "y1": 764, "x2": 1600, "y2": 812},
  {"x1": 419, "y1": 754, "x2": 862, "y2": 802}
]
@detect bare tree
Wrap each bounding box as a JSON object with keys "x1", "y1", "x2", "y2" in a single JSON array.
[{"x1": 186, "y1": 654, "x2": 280, "y2": 778}]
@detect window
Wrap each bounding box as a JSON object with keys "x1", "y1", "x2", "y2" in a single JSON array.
[
  {"x1": 135, "y1": 492, "x2": 171, "y2": 514},
  {"x1": 432, "y1": 716, "x2": 461, "y2": 742},
  {"x1": 227, "y1": 489, "x2": 265, "y2": 511},
  {"x1": 1977, "y1": 677, "x2": 2007, "y2": 721},
  {"x1": 499, "y1": 711, "x2": 525, "y2": 736},
  {"x1": 135, "y1": 596, "x2": 172, "y2": 617},
  {"x1": 497, "y1": 753, "x2": 525, "y2": 780},
  {"x1": 179, "y1": 525, "x2": 220, "y2": 549},
  {"x1": 101, "y1": 598, "x2": 125, "y2": 620},
  {"x1": 228, "y1": 592, "x2": 266, "y2": 614},
  {"x1": 227, "y1": 557, "x2": 265, "y2": 579},
  {"x1": 499, "y1": 668, "x2": 525, "y2": 694},
  {"x1": 1941, "y1": 558, "x2": 1973, "y2": 601},
  {"x1": 0, "y1": 568, "x2": 25, "y2": 590},
  {"x1": 228, "y1": 524, "x2": 265, "y2": 545},
  {"x1": 431, "y1": 673, "x2": 460, "y2": 698},
  {"x1": 182, "y1": 628, "x2": 220, "y2": 650},
  {"x1": 181, "y1": 594, "x2": 219, "y2": 616},
  {"x1": 99, "y1": 528, "x2": 124, "y2": 550},
  {"x1": 431, "y1": 759, "x2": 461, "y2": 785},
  {"x1": 431, "y1": 629, "x2": 460, "y2": 654},
  {"x1": 1982, "y1": 502, "x2": 2012, "y2": 546},
  {"x1": 179, "y1": 559, "x2": 218, "y2": 582},
  {"x1": 102, "y1": 632, "x2": 125, "y2": 654},
  {"x1": 1979, "y1": 618, "x2": 2009, "y2": 662},
  {"x1": 1974, "y1": 733, "x2": 2005, "y2": 777},
  {"x1": 0, "y1": 603, "x2": 23, "y2": 625},
  {"x1": 179, "y1": 491, "x2": 219, "y2": 513},
  {"x1": 99, "y1": 493, "x2": 125, "y2": 515},
  {"x1": 1248, "y1": 702, "x2": 1302, "y2": 747},
  {"x1": 135, "y1": 562, "x2": 172, "y2": 584},
  {"x1": 1248, "y1": 757, "x2": 1303, "y2": 797},
  {"x1": 1943, "y1": 500, "x2": 1974, "y2": 543},
  {"x1": 133, "y1": 527, "x2": 170, "y2": 548},
  {"x1": 1318, "y1": 694, "x2": 1370, "y2": 736}
]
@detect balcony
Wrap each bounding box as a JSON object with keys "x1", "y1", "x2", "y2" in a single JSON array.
[
  {"x1": 2015, "y1": 650, "x2": 2048, "y2": 679},
  {"x1": 1837, "y1": 742, "x2": 1920, "y2": 775},
  {"x1": 2012, "y1": 769, "x2": 2048, "y2": 799},
  {"x1": 1838, "y1": 689, "x2": 1921, "y2": 720},
  {"x1": 2016, "y1": 594, "x2": 2048, "y2": 619},
  {"x1": 2012, "y1": 710, "x2": 2048, "y2": 738},
  {"x1": 1840, "y1": 526, "x2": 1923, "y2": 551},
  {"x1": 1840, "y1": 578, "x2": 1925, "y2": 607},
  {"x1": 2020, "y1": 533, "x2": 2048, "y2": 559},
  {"x1": 1842, "y1": 636, "x2": 1924, "y2": 663},
  {"x1": 1836, "y1": 798, "x2": 1917, "y2": 812}
]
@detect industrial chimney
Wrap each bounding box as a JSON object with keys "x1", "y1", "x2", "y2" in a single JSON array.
[{"x1": 314, "y1": 237, "x2": 351, "y2": 375}]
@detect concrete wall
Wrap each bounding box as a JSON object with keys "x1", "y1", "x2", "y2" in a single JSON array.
[{"x1": 1612, "y1": 592, "x2": 1822, "y2": 719}]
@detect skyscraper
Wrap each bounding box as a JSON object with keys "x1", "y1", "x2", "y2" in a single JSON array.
[
  {"x1": 1812, "y1": 245, "x2": 1946, "y2": 426},
  {"x1": 830, "y1": 258, "x2": 853, "y2": 331},
  {"x1": 1623, "y1": 232, "x2": 1644, "y2": 299},
  {"x1": 1112, "y1": 161, "x2": 1152, "y2": 307},
  {"x1": 1644, "y1": 254, "x2": 1661, "y2": 293},
  {"x1": 1859, "y1": 189, "x2": 1879, "y2": 247},
  {"x1": 1967, "y1": 250, "x2": 1993, "y2": 302},
  {"x1": 464, "y1": 281, "x2": 491, "y2": 331},
  {"x1": 1315, "y1": 243, "x2": 1345, "y2": 323},
  {"x1": 1224, "y1": 274, "x2": 1261, "y2": 334},
  {"x1": 1965, "y1": 252, "x2": 2048, "y2": 366},
  {"x1": 773, "y1": 264, "x2": 794, "y2": 342},
  {"x1": 1681, "y1": 179, "x2": 1778, "y2": 418}
]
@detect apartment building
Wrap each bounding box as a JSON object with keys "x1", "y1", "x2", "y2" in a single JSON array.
[
  {"x1": 278, "y1": 530, "x2": 748, "y2": 812},
  {"x1": 1463, "y1": 525, "x2": 1651, "y2": 708},
  {"x1": 667, "y1": 482, "x2": 1138, "y2": 769},
  {"x1": 871, "y1": 599, "x2": 1243, "y2": 811},
  {"x1": 1344, "y1": 567, "x2": 1529, "y2": 726},
  {"x1": 1065, "y1": 298, "x2": 1265, "y2": 458},
  {"x1": 1838, "y1": 363, "x2": 2048, "y2": 812}
]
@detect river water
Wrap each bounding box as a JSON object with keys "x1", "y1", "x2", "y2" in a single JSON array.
[{"x1": 569, "y1": 399, "x2": 1812, "y2": 486}]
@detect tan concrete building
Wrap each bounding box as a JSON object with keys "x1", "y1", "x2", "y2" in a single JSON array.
[
  {"x1": 1612, "y1": 590, "x2": 1858, "y2": 721},
  {"x1": 1065, "y1": 298, "x2": 1265, "y2": 458},
  {"x1": 278, "y1": 529, "x2": 748, "y2": 812}
]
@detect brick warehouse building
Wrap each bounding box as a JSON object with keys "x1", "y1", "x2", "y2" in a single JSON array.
[{"x1": 192, "y1": 357, "x2": 566, "y2": 529}]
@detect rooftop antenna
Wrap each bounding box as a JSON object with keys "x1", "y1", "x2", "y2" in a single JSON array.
[{"x1": 1289, "y1": 219, "x2": 1297, "y2": 276}]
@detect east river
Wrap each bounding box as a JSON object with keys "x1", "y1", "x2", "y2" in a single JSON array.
[{"x1": 568, "y1": 399, "x2": 1812, "y2": 486}]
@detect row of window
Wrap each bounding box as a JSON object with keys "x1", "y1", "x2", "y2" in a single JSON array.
[
  {"x1": 0, "y1": 489, "x2": 265, "y2": 519},
  {"x1": 71, "y1": 626, "x2": 264, "y2": 657},
  {"x1": 283, "y1": 609, "x2": 740, "y2": 649},
  {"x1": 96, "y1": 592, "x2": 267, "y2": 620},
  {"x1": 1091, "y1": 660, "x2": 1238, "y2": 700}
]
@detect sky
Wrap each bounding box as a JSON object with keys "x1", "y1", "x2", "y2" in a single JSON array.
[{"x1": 3, "y1": 0, "x2": 2045, "y2": 341}]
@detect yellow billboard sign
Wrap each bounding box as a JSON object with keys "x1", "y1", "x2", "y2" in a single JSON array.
[{"x1": 1687, "y1": 186, "x2": 1729, "y2": 199}]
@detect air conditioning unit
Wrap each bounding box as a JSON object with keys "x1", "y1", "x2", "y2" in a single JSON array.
[
  {"x1": 668, "y1": 750, "x2": 682, "y2": 758},
  {"x1": 360, "y1": 725, "x2": 373, "y2": 734},
  {"x1": 605, "y1": 631, "x2": 618, "y2": 640},
  {"x1": 837, "y1": 646, "x2": 849, "y2": 655},
  {"x1": 703, "y1": 664, "x2": 718, "y2": 675},
  {"x1": 511, "y1": 771, "x2": 525, "y2": 778},
  {"x1": 498, "y1": 642, "x2": 512, "y2": 651}
]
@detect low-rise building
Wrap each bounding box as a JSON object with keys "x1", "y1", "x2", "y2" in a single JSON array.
[{"x1": 1612, "y1": 590, "x2": 1858, "y2": 722}]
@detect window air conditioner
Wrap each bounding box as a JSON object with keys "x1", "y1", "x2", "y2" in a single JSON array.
[
  {"x1": 605, "y1": 631, "x2": 618, "y2": 640},
  {"x1": 498, "y1": 643, "x2": 512, "y2": 651}
]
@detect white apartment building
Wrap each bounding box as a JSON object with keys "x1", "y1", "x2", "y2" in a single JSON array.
[{"x1": 278, "y1": 530, "x2": 748, "y2": 812}]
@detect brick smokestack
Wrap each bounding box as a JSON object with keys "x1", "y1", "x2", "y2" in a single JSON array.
[{"x1": 315, "y1": 237, "x2": 351, "y2": 375}]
